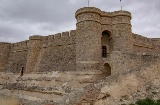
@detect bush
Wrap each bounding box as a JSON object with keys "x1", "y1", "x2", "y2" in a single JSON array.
[
  {"x1": 136, "y1": 98, "x2": 154, "y2": 105},
  {"x1": 128, "y1": 98, "x2": 160, "y2": 105}
]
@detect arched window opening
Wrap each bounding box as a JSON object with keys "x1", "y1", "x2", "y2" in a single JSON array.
[
  {"x1": 103, "y1": 63, "x2": 111, "y2": 76},
  {"x1": 101, "y1": 30, "x2": 111, "y2": 58},
  {"x1": 102, "y1": 31, "x2": 110, "y2": 36}
]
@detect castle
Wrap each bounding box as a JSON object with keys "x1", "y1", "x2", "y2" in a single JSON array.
[{"x1": 0, "y1": 7, "x2": 160, "y2": 105}]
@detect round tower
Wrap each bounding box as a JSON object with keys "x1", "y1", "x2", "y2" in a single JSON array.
[
  {"x1": 111, "y1": 11, "x2": 133, "y2": 52},
  {"x1": 75, "y1": 7, "x2": 102, "y2": 71}
]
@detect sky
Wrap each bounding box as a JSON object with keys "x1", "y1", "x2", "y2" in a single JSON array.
[{"x1": 0, "y1": 0, "x2": 159, "y2": 43}]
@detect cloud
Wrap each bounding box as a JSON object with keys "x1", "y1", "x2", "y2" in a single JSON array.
[{"x1": 0, "y1": 0, "x2": 159, "y2": 43}]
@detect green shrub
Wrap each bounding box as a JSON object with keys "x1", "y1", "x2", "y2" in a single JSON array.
[
  {"x1": 136, "y1": 98, "x2": 155, "y2": 105},
  {"x1": 155, "y1": 99, "x2": 160, "y2": 105},
  {"x1": 129, "y1": 98, "x2": 160, "y2": 105}
]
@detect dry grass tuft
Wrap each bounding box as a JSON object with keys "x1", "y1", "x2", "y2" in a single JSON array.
[{"x1": 0, "y1": 96, "x2": 19, "y2": 105}]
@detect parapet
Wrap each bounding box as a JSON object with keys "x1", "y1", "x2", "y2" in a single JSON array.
[
  {"x1": 132, "y1": 33, "x2": 154, "y2": 52},
  {"x1": 10, "y1": 40, "x2": 28, "y2": 52},
  {"x1": 12, "y1": 40, "x2": 28, "y2": 47},
  {"x1": 29, "y1": 35, "x2": 43, "y2": 40},
  {"x1": 151, "y1": 38, "x2": 160, "y2": 42},
  {"x1": 75, "y1": 7, "x2": 102, "y2": 25},
  {"x1": 132, "y1": 33, "x2": 151, "y2": 43},
  {"x1": 151, "y1": 38, "x2": 160, "y2": 46},
  {"x1": 111, "y1": 11, "x2": 131, "y2": 18},
  {"x1": 41, "y1": 30, "x2": 76, "y2": 48},
  {"x1": 75, "y1": 7, "x2": 132, "y2": 26},
  {"x1": 0, "y1": 42, "x2": 11, "y2": 45},
  {"x1": 76, "y1": 7, "x2": 131, "y2": 18},
  {"x1": 75, "y1": 7, "x2": 101, "y2": 18},
  {"x1": 101, "y1": 10, "x2": 131, "y2": 18}
]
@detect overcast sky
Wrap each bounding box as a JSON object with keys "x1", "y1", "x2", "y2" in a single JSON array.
[{"x1": 0, "y1": 0, "x2": 159, "y2": 43}]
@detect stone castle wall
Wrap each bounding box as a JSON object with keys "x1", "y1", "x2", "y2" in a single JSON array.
[
  {"x1": 5, "y1": 40, "x2": 28, "y2": 73},
  {"x1": 132, "y1": 34, "x2": 153, "y2": 53},
  {"x1": 151, "y1": 38, "x2": 160, "y2": 53},
  {"x1": 0, "y1": 42, "x2": 11, "y2": 71},
  {"x1": 2, "y1": 30, "x2": 76, "y2": 74},
  {"x1": 108, "y1": 52, "x2": 158, "y2": 75},
  {"x1": 132, "y1": 34, "x2": 160, "y2": 54},
  {"x1": 35, "y1": 30, "x2": 76, "y2": 72}
]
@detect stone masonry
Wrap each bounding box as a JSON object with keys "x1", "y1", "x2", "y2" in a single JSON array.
[{"x1": 0, "y1": 7, "x2": 159, "y2": 105}]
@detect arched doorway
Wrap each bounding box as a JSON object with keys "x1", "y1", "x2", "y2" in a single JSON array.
[
  {"x1": 103, "y1": 63, "x2": 111, "y2": 76},
  {"x1": 101, "y1": 30, "x2": 111, "y2": 58}
]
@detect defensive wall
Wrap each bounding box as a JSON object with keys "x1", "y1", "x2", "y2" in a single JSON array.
[
  {"x1": 107, "y1": 52, "x2": 159, "y2": 75},
  {"x1": 34, "y1": 30, "x2": 76, "y2": 72},
  {"x1": 1, "y1": 30, "x2": 76, "y2": 74},
  {"x1": 132, "y1": 34, "x2": 160, "y2": 53},
  {"x1": 5, "y1": 40, "x2": 28, "y2": 73},
  {"x1": 0, "y1": 42, "x2": 11, "y2": 72}
]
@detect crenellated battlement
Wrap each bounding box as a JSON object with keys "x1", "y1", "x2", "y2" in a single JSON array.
[
  {"x1": 11, "y1": 40, "x2": 29, "y2": 52},
  {"x1": 29, "y1": 35, "x2": 43, "y2": 40},
  {"x1": 41, "y1": 30, "x2": 76, "y2": 48},
  {"x1": 132, "y1": 33, "x2": 152, "y2": 43},
  {"x1": 0, "y1": 42, "x2": 11, "y2": 45},
  {"x1": 132, "y1": 33, "x2": 155, "y2": 53},
  {"x1": 76, "y1": 7, "x2": 132, "y2": 28},
  {"x1": 151, "y1": 38, "x2": 160, "y2": 52},
  {"x1": 75, "y1": 7, "x2": 101, "y2": 18},
  {"x1": 111, "y1": 11, "x2": 131, "y2": 18},
  {"x1": 12, "y1": 40, "x2": 28, "y2": 47},
  {"x1": 42, "y1": 30, "x2": 75, "y2": 40},
  {"x1": 48, "y1": 35, "x2": 54, "y2": 40},
  {"x1": 151, "y1": 38, "x2": 160, "y2": 44},
  {"x1": 101, "y1": 10, "x2": 131, "y2": 18},
  {"x1": 76, "y1": 7, "x2": 131, "y2": 18}
]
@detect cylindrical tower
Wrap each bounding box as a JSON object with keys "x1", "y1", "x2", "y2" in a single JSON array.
[
  {"x1": 26, "y1": 35, "x2": 42, "y2": 73},
  {"x1": 112, "y1": 11, "x2": 133, "y2": 52},
  {"x1": 75, "y1": 7, "x2": 102, "y2": 71},
  {"x1": 0, "y1": 42, "x2": 11, "y2": 71}
]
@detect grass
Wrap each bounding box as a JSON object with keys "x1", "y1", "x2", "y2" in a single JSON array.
[{"x1": 0, "y1": 96, "x2": 19, "y2": 105}]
